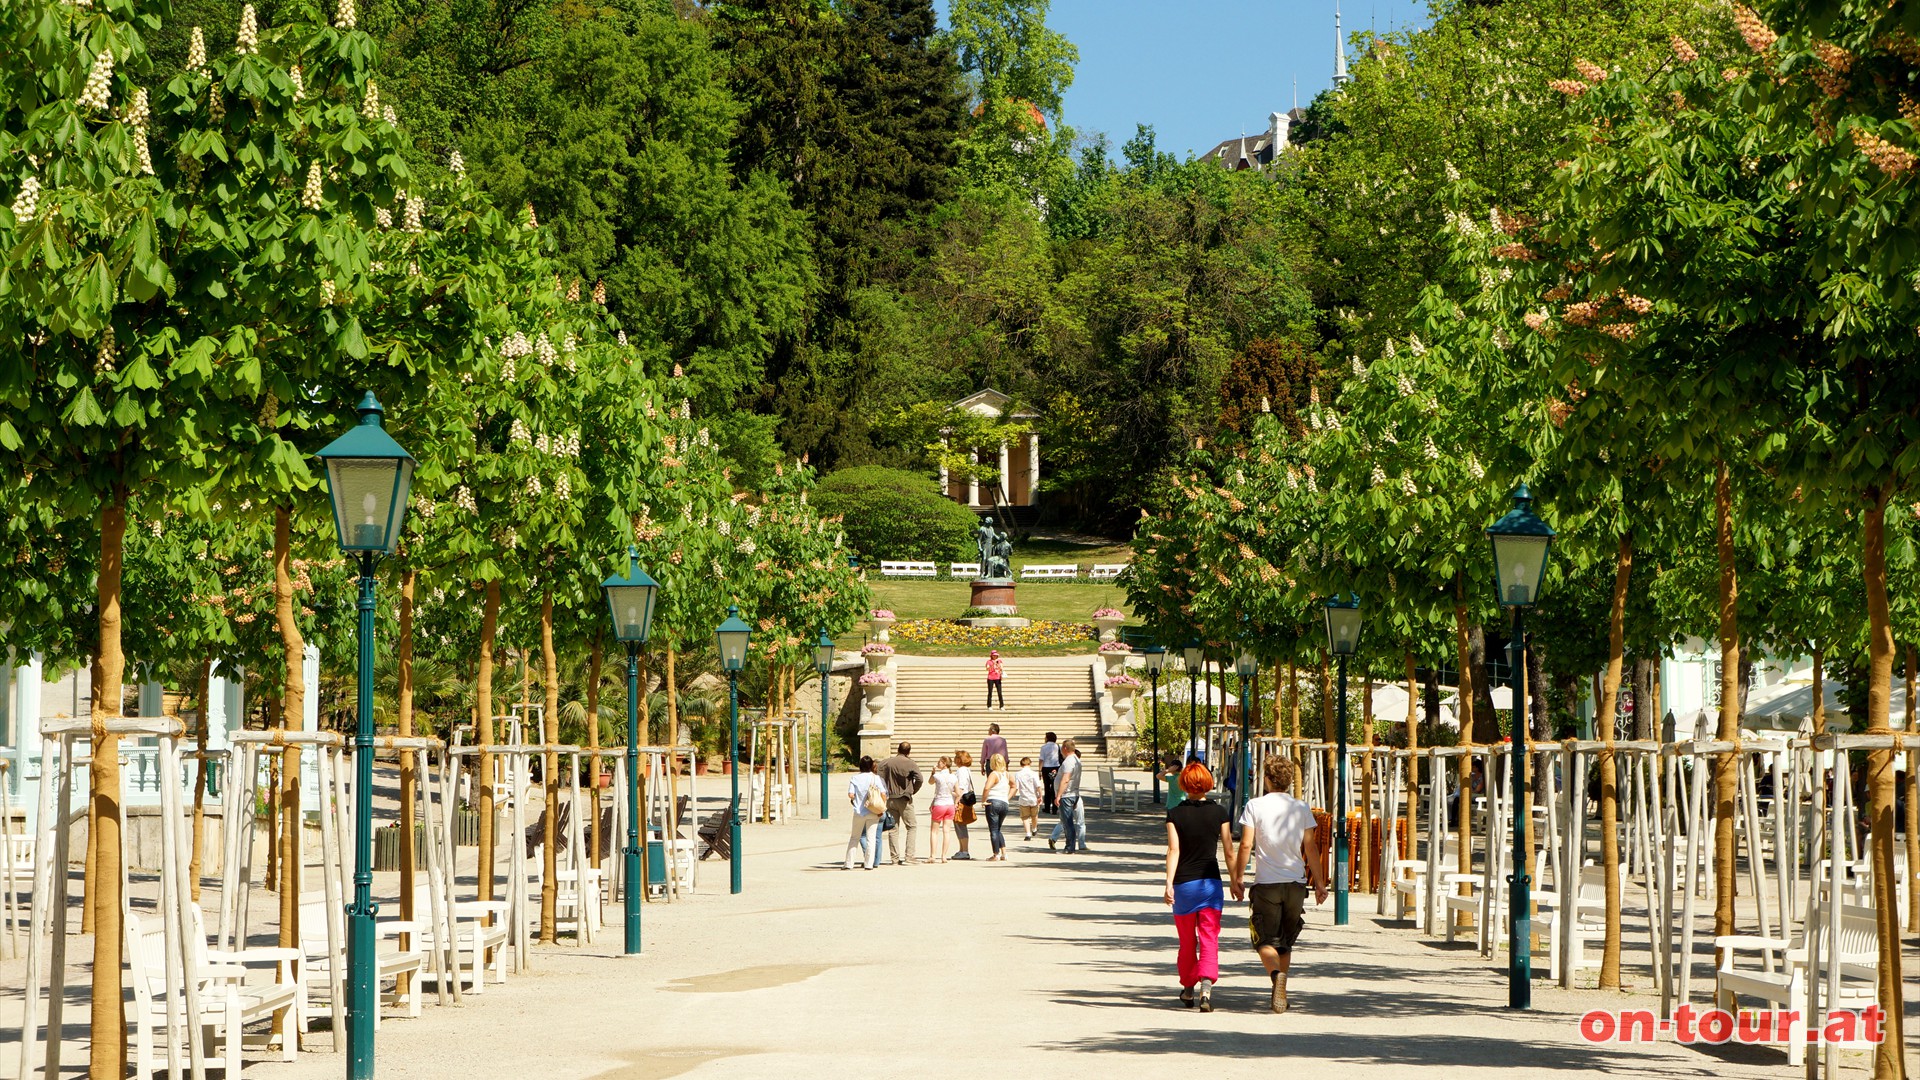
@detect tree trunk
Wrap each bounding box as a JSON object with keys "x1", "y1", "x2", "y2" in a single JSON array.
[
  {"x1": 1597, "y1": 533, "x2": 1631, "y2": 989},
  {"x1": 1404, "y1": 651, "x2": 1419, "y2": 870},
  {"x1": 397, "y1": 569, "x2": 417, "y2": 939},
  {"x1": 1631, "y1": 657, "x2": 1655, "y2": 740},
  {"x1": 477, "y1": 580, "x2": 500, "y2": 903},
  {"x1": 265, "y1": 699, "x2": 280, "y2": 892},
  {"x1": 1860, "y1": 491, "x2": 1906, "y2": 1080},
  {"x1": 539, "y1": 590, "x2": 560, "y2": 944},
  {"x1": 83, "y1": 651, "x2": 101, "y2": 937},
  {"x1": 1469, "y1": 626, "x2": 1501, "y2": 744},
  {"x1": 1906, "y1": 643, "x2": 1918, "y2": 936},
  {"x1": 1360, "y1": 655, "x2": 1374, "y2": 892},
  {"x1": 191, "y1": 658, "x2": 213, "y2": 903},
  {"x1": 1812, "y1": 645, "x2": 1826, "y2": 734},
  {"x1": 1711, "y1": 461, "x2": 1740, "y2": 955},
  {"x1": 587, "y1": 633, "x2": 603, "y2": 871},
  {"x1": 90, "y1": 494, "x2": 129, "y2": 1079},
  {"x1": 666, "y1": 647, "x2": 679, "y2": 750},
  {"x1": 1319, "y1": 652, "x2": 1334, "y2": 803},
  {"x1": 272, "y1": 506, "x2": 304, "y2": 998},
  {"x1": 1454, "y1": 583, "x2": 1475, "y2": 897}
]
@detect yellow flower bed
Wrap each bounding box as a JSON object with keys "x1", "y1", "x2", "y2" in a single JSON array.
[{"x1": 890, "y1": 619, "x2": 1096, "y2": 648}]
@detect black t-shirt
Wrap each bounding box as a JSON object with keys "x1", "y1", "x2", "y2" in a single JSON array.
[{"x1": 1166, "y1": 799, "x2": 1231, "y2": 884}]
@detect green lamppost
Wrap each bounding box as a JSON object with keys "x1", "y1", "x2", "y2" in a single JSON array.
[
  {"x1": 1182, "y1": 640, "x2": 1204, "y2": 763},
  {"x1": 600, "y1": 547, "x2": 659, "y2": 956},
  {"x1": 315, "y1": 392, "x2": 414, "y2": 1080},
  {"x1": 815, "y1": 630, "x2": 835, "y2": 820},
  {"x1": 715, "y1": 606, "x2": 752, "y2": 894},
  {"x1": 1144, "y1": 646, "x2": 1166, "y2": 802},
  {"x1": 1235, "y1": 648, "x2": 1257, "y2": 819},
  {"x1": 1323, "y1": 593, "x2": 1363, "y2": 927},
  {"x1": 1485, "y1": 484, "x2": 1555, "y2": 1010}
]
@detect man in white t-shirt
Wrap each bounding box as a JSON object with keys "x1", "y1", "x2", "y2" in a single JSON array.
[{"x1": 1231, "y1": 755, "x2": 1326, "y2": 1013}]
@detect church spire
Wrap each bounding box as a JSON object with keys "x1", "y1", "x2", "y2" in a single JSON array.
[{"x1": 1333, "y1": 2, "x2": 1349, "y2": 87}]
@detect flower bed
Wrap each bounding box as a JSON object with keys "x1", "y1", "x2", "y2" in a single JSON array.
[{"x1": 889, "y1": 619, "x2": 1096, "y2": 648}]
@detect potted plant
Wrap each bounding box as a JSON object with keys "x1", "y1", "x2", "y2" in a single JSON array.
[
  {"x1": 1098, "y1": 638, "x2": 1132, "y2": 678},
  {"x1": 858, "y1": 670, "x2": 891, "y2": 719},
  {"x1": 861, "y1": 641, "x2": 895, "y2": 667},
  {"x1": 1105, "y1": 673, "x2": 1142, "y2": 721},
  {"x1": 1091, "y1": 607, "x2": 1126, "y2": 643},
  {"x1": 870, "y1": 608, "x2": 897, "y2": 643}
]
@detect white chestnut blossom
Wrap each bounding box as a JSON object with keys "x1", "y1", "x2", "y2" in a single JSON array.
[
  {"x1": 526, "y1": 475, "x2": 542, "y2": 498},
  {"x1": 235, "y1": 5, "x2": 258, "y2": 54},
  {"x1": 402, "y1": 192, "x2": 423, "y2": 232},
  {"x1": 374, "y1": 206, "x2": 392, "y2": 228},
  {"x1": 536, "y1": 333, "x2": 556, "y2": 366},
  {"x1": 1468, "y1": 457, "x2": 1486, "y2": 480},
  {"x1": 289, "y1": 64, "x2": 304, "y2": 100},
  {"x1": 1400, "y1": 474, "x2": 1418, "y2": 497},
  {"x1": 454, "y1": 486, "x2": 476, "y2": 513},
  {"x1": 318, "y1": 278, "x2": 335, "y2": 305},
  {"x1": 1397, "y1": 373, "x2": 1417, "y2": 397},
  {"x1": 76, "y1": 49, "x2": 113, "y2": 111},
  {"x1": 361, "y1": 80, "x2": 380, "y2": 121},
  {"x1": 554, "y1": 472, "x2": 570, "y2": 501},
  {"x1": 12, "y1": 176, "x2": 40, "y2": 223},
  {"x1": 449, "y1": 150, "x2": 465, "y2": 177},
  {"x1": 301, "y1": 162, "x2": 324, "y2": 209},
  {"x1": 510, "y1": 419, "x2": 530, "y2": 444},
  {"x1": 1423, "y1": 435, "x2": 1440, "y2": 461},
  {"x1": 96, "y1": 335, "x2": 117, "y2": 373},
  {"x1": 187, "y1": 28, "x2": 207, "y2": 74},
  {"x1": 335, "y1": 0, "x2": 355, "y2": 30},
  {"x1": 1370, "y1": 465, "x2": 1386, "y2": 487}
]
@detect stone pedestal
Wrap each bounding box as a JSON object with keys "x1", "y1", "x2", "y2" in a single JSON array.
[{"x1": 970, "y1": 579, "x2": 1017, "y2": 615}]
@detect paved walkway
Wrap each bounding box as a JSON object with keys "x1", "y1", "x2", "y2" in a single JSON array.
[{"x1": 239, "y1": 794, "x2": 1835, "y2": 1080}]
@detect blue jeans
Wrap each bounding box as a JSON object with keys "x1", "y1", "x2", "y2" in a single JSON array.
[
  {"x1": 986, "y1": 799, "x2": 1009, "y2": 854},
  {"x1": 1050, "y1": 796, "x2": 1088, "y2": 847},
  {"x1": 1058, "y1": 795, "x2": 1082, "y2": 851}
]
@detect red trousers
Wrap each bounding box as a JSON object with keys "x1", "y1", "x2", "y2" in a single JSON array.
[{"x1": 1173, "y1": 907, "x2": 1221, "y2": 987}]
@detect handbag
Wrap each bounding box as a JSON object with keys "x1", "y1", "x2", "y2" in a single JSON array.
[
  {"x1": 880, "y1": 811, "x2": 896, "y2": 831},
  {"x1": 960, "y1": 791, "x2": 978, "y2": 807},
  {"x1": 955, "y1": 801, "x2": 976, "y2": 826},
  {"x1": 863, "y1": 783, "x2": 889, "y2": 817}
]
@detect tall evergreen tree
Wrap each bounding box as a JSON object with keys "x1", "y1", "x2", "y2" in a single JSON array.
[{"x1": 719, "y1": 0, "x2": 964, "y2": 466}]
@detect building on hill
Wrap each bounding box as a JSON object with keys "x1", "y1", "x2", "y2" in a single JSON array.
[
  {"x1": 1202, "y1": 3, "x2": 1347, "y2": 172},
  {"x1": 939, "y1": 388, "x2": 1041, "y2": 513}
]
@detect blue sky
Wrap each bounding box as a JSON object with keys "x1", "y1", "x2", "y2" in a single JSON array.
[{"x1": 941, "y1": 1, "x2": 1429, "y2": 161}]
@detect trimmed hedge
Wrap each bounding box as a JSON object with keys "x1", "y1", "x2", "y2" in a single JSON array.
[{"x1": 814, "y1": 466, "x2": 979, "y2": 563}]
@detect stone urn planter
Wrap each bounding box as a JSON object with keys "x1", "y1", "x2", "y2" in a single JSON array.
[
  {"x1": 1091, "y1": 608, "x2": 1126, "y2": 644},
  {"x1": 862, "y1": 642, "x2": 895, "y2": 670},
  {"x1": 1105, "y1": 675, "x2": 1141, "y2": 726},
  {"x1": 870, "y1": 609, "x2": 897, "y2": 643},
  {"x1": 860, "y1": 674, "x2": 890, "y2": 718},
  {"x1": 1099, "y1": 640, "x2": 1132, "y2": 680}
]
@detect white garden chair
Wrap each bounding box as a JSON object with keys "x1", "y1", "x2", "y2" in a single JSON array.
[{"x1": 127, "y1": 908, "x2": 303, "y2": 1077}]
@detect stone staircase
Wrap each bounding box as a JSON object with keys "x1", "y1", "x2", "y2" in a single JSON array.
[{"x1": 888, "y1": 657, "x2": 1110, "y2": 772}]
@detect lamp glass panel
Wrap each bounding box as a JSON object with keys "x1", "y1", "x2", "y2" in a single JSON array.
[
  {"x1": 326, "y1": 458, "x2": 406, "y2": 552},
  {"x1": 1236, "y1": 651, "x2": 1257, "y2": 677},
  {"x1": 1492, "y1": 535, "x2": 1551, "y2": 606},
  {"x1": 604, "y1": 582, "x2": 657, "y2": 644},
  {"x1": 1325, "y1": 606, "x2": 1363, "y2": 656},
  {"x1": 1182, "y1": 646, "x2": 1202, "y2": 668},
  {"x1": 717, "y1": 629, "x2": 750, "y2": 671},
  {"x1": 814, "y1": 641, "x2": 835, "y2": 672},
  {"x1": 1144, "y1": 649, "x2": 1166, "y2": 675}
]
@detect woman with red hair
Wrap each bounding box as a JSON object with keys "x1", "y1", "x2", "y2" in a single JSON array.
[{"x1": 1163, "y1": 760, "x2": 1232, "y2": 1010}]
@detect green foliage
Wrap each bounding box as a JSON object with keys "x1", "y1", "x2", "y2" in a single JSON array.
[{"x1": 811, "y1": 465, "x2": 976, "y2": 562}]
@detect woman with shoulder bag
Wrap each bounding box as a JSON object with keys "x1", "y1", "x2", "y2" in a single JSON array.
[
  {"x1": 846, "y1": 756, "x2": 888, "y2": 870},
  {"x1": 952, "y1": 750, "x2": 977, "y2": 860}
]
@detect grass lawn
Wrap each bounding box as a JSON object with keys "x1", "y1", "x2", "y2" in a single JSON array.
[{"x1": 835, "y1": 534, "x2": 1136, "y2": 657}]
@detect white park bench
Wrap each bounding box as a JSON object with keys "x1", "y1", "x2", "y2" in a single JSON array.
[
  {"x1": 1020, "y1": 564, "x2": 1080, "y2": 581},
  {"x1": 1087, "y1": 563, "x2": 1129, "y2": 580},
  {"x1": 946, "y1": 562, "x2": 980, "y2": 579},
  {"x1": 128, "y1": 906, "x2": 305, "y2": 1077},
  {"x1": 1715, "y1": 898, "x2": 1879, "y2": 1066},
  {"x1": 879, "y1": 560, "x2": 939, "y2": 578}
]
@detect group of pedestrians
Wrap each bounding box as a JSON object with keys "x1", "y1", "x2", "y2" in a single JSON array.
[{"x1": 842, "y1": 725, "x2": 1091, "y2": 868}]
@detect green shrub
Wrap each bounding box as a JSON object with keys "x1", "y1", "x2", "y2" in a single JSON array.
[{"x1": 815, "y1": 466, "x2": 979, "y2": 562}]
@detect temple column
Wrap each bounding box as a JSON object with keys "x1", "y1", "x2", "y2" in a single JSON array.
[
  {"x1": 998, "y1": 441, "x2": 1011, "y2": 506},
  {"x1": 1028, "y1": 432, "x2": 1040, "y2": 506},
  {"x1": 938, "y1": 434, "x2": 949, "y2": 496},
  {"x1": 967, "y1": 447, "x2": 979, "y2": 507}
]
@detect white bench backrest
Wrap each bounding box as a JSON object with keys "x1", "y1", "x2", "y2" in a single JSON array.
[
  {"x1": 1020, "y1": 564, "x2": 1079, "y2": 579},
  {"x1": 879, "y1": 561, "x2": 938, "y2": 577},
  {"x1": 1088, "y1": 564, "x2": 1128, "y2": 579}
]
